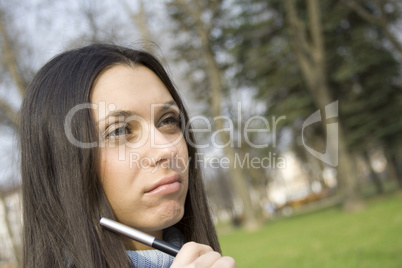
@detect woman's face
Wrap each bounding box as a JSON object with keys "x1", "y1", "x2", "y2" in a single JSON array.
[{"x1": 91, "y1": 65, "x2": 189, "y2": 235}]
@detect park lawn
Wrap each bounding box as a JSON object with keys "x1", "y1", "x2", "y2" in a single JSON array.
[{"x1": 218, "y1": 192, "x2": 402, "y2": 268}]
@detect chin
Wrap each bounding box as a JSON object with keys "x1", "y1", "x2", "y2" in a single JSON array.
[{"x1": 152, "y1": 203, "x2": 185, "y2": 230}]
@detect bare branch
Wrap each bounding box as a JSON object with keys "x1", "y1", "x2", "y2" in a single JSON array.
[
  {"x1": 382, "y1": 25, "x2": 402, "y2": 56},
  {"x1": 0, "y1": 98, "x2": 18, "y2": 130},
  {"x1": 307, "y1": 0, "x2": 325, "y2": 63},
  {"x1": 284, "y1": 0, "x2": 317, "y2": 88},
  {"x1": 284, "y1": 0, "x2": 313, "y2": 64},
  {"x1": 0, "y1": 8, "x2": 27, "y2": 98},
  {"x1": 78, "y1": 1, "x2": 100, "y2": 43},
  {"x1": 176, "y1": 0, "x2": 197, "y2": 19},
  {"x1": 343, "y1": 0, "x2": 382, "y2": 24},
  {"x1": 122, "y1": 0, "x2": 155, "y2": 51},
  {"x1": 344, "y1": 0, "x2": 402, "y2": 56}
]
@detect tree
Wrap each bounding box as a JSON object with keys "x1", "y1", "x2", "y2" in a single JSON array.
[
  {"x1": 166, "y1": 0, "x2": 261, "y2": 229},
  {"x1": 0, "y1": 188, "x2": 21, "y2": 267},
  {"x1": 225, "y1": 0, "x2": 402, "y2": 206},
  {"x1": 342, "y1": 0, "x2": 402, "y2": 188},
  {"x1": 121, "y1": 0, "x2": 156, "y2": 52},
  {"x1": 0, "y1": 7, "x2": 27, "y2": 130},
  {"x1": 283, "y1": 0, "x2": 364, "y2": 210},
  {"x1": 343, "y1": 0, "x2": 402, "y2": 57},
  {"x1": 0, "y1": 3, "x2": 29, "y2": 266}
]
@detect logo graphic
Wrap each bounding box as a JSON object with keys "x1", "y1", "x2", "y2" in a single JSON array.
[{"x1": 302, "y1": 101, "x2": 338, "y2": 167}]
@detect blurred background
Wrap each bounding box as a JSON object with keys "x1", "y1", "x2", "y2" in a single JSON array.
[{"x1": 0, "y1": 0, "x2": 401, "y2": 267}]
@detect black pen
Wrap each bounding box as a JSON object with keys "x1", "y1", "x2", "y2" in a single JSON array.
[{"x1": 100, "y1": 217, "x2": 181, "y2": 257}]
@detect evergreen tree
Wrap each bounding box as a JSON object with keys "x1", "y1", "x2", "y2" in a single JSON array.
[{"x1": 224, "y1": 0, "x2": 402, "y2": 198}]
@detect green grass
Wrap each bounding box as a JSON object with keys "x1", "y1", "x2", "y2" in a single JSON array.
[{"x1": 218, "y1": 192, "x2": 402, "y2": 268}]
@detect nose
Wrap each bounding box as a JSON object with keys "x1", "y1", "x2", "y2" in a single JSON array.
[{"x1": 149, "y1": 128, "x2": 180, "y2": 167}]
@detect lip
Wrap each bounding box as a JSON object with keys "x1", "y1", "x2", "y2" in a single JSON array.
[{"x1": 144, "y1": 174, "x2": 182, "y2": 195}]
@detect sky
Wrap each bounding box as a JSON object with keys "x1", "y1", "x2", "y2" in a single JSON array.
[
  {"x1": 0, "y1": 1, "x2": 143, "y2": 186},
  {"x1": 0, "y1": 0, "x2": 200, "y2": 187}
]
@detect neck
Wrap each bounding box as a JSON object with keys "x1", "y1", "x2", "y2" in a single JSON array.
[{"x1": 123, "y1": 229, "x2": 163, "y2": 251}]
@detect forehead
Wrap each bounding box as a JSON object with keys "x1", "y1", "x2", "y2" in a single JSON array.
[{"x1": 90, "y1": 64, "x2": 173, "y2": 115}]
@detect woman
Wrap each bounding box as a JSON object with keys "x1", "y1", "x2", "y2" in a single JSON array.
[{"x1": 20, "y1": 44, "x2": 235, "y2": 267}]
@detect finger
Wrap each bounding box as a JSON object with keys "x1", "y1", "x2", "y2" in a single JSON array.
[
  {"x1": 171, "y1": 242, "x2": 214, "y2": 267},
  {"x1": 211, "y1": 256, "x2": 237, "y2": 268},
  {"x1": 191, "y1": 251, "x2": 222, "y2": 267}
]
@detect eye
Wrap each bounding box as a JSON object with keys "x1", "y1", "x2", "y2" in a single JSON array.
[
  {"x1": 105, "y1": 122, "x2": 131, "y2": 139},
  {"x1": 158, "y1": 114, "x2": 181, "y2": 130},
  {"x1": 160, "y1": 115, "x2": 180, "y2": 126}
]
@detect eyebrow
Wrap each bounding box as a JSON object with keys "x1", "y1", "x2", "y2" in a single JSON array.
[
  {"x1": 160, "y1": 100, "x2": 177, "y2": 111},
  {"x1": 97, "y1": 100, "x2": 178, "y2": 123}
]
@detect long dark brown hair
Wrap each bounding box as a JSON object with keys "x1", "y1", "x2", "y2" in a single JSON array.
[{"x1": 20, "y1": 44, "x2": 220, "y2": 267}]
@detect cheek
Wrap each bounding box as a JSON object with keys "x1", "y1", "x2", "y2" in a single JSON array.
[
  {"x1": 98, "y1": 148, "x2": 141, "y2": 203},
  {"x1": 97, "y1": 140, "x2": 189, "y2": 229},
  {"x1": 178, "y1": 142, "x2": 189, "y2": 198},
  {"x1": 99, "y1": 144, "x2": 141, "y2": 177},
  {"x1": 177, "y1": 139, "x2": 189, "y2": 172}
]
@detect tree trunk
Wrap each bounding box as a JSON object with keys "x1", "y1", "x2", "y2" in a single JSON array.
[
  {"x1": 0, "y1": 189, "x2": 22, "y2": 267},
  {"x1": 363, "y1": 150, "x2": 384, "y2": 194},
  {"x1": 203, "y1": 42, "x2": 261, "y2": 230},
  {"x1": 391, "y1": 154, "x2": 402, "y2": 189},
  {"x1": 189, "y1": 1, "x2": 260, "y2": 230},
  {"x1": 284, "y1": 0, "x2": 364, "y2": 211},
  {"x1": 384, "y1": 149, "x2": 402, "y2": 189},
  {"x1": 395, "y1": 142, "x2": 402, "y2": 189}
]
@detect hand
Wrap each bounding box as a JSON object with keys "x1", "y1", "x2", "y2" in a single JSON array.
[{"x1": 171, "y1": 242, "x2": 236, "y2": 268}]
